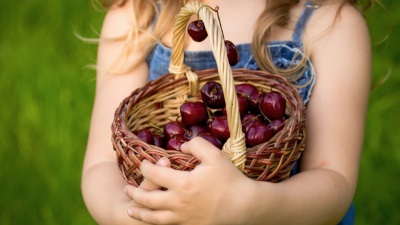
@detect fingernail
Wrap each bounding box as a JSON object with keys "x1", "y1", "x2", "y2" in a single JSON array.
[
  {"x1": 123, "y1": 186, "x2": 127, "y2": 194},
  {"x1": 156, "y1": 158, "x2": 165, "y2": 166},
  {"x1": 127, "y1": 208, "x2": 134, "y2": 216}
]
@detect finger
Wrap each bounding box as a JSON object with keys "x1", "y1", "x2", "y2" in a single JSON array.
[
  {"x1": 140, "y1": 160, "x2": 187, "y2": 189},
  {"x1": 139, "y1": 157, "x2": 171, "y2": 191},
  {"x1": 156, "y1": 157, "x2": 171, "y2": 167},
  {"x1": 125, "y1": 185, "x2": 172, "y2": 210},
  {"x1": 127, "y1": 207, "x2": 177, "y2": 225},
  {"x1": 180, "y1": 136, "x2": 225, "y2": 164}
]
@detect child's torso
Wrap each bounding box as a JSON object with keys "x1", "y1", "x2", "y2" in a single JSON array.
[
  {"x1": 146, "y1": 41, "x2": 316, "y2": 104},
  {"x1": 146, "y1": 1, "x2": 318, "y2": 104}
]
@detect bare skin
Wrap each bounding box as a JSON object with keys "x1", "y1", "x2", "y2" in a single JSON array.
[{"x1": 82, "y1": 0, "x2": 371, "y2": 224}]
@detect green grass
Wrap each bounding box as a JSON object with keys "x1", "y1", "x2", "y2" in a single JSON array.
[
  {"x1": 354, "y1": 1, "x2": 400, "y2": 224},
  {"x1": 0, "y1": 1, "x2": 399, "y2": 224},
  {"x1": 0, "y1": 1, "x2": 101, "y2": 224}
]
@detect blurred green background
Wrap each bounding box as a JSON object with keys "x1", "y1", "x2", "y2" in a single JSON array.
[{"x1": 0, "y1": 0, "x2": 399, "y2": 224}]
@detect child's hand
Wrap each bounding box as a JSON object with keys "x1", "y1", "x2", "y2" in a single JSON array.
[{"x1": 124, "y1": 137, "x2": 258, "y2": 225}]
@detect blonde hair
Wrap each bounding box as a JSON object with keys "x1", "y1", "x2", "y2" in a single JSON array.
[{"x1": 100, "y1": 0, "x2": 374, "y2": 81}]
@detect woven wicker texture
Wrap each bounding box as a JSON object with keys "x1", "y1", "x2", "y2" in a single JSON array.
[{"x1": 111, "y1": 1, "x2": 307, "y2": 187}]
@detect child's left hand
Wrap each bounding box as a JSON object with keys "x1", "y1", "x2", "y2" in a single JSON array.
[{"x1": 124, "y1": 137, "x2": 259, "y2": 225}]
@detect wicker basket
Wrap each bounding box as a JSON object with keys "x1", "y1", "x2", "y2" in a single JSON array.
[{"x1": 111, "y1": 1, "x2": 306, "y2": 187}]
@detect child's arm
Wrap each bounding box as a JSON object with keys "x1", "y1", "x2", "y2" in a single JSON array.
[
  {"x1": 81, "y1": 1, "x2": 158, "y2": 224},
  {"x1": 124, "y1": 2, "x2": 371, "y2": 225},
  {"x1": 249, "y1": 3, "x2": 372, "y2": 223}
]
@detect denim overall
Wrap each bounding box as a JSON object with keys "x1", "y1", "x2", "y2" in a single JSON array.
[{"x1": 145, "y1": 2, "x2": 354, "y2": 224}]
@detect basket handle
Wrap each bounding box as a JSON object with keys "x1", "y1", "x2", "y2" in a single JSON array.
[{"x1": 168, "y1": 1, "x2": 247, "y2": 171}]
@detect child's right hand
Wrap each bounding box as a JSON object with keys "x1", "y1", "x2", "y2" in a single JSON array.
[{"x1": 123, "y1": 137, "x2": 258, "y2": 225}]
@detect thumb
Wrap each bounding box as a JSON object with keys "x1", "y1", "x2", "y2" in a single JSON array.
[
  {"x1": 180, "y1": 136, "x2": 225, "y2": 164},
  {"x1": 138, "y1": 157, "x2": 171, "y2": 190}
]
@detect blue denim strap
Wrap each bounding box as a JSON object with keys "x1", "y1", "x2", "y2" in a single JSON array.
[{"x1": 292, "y1": 1, "x2": 319, "y2": 42}]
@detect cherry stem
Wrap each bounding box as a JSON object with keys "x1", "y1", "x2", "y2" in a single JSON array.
[
  {"x1": 198, "y1": 5, "x2": 225, "y2": 40},
  {"x1": 171, "y1": 116, "x2": 189, "y2": 132},
  {"x1": 149, "y1": 123, "x2": 164, "y2": 135},
  {"x1": 150, "y1": 123, "x2": 162, "y2": 131},
  {"x1": 264, "y1": 116, "x2": 272, "y2": 123},
  {"x1": 206, "y1": 107, "x2": 213, "y2": 121}
]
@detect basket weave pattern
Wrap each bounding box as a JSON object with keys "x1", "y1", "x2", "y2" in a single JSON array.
[{"x1": 111, "y1": 2, "x2": 306, "y2": 187}]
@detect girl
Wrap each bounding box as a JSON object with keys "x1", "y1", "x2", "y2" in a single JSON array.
[{"x1": 81, "y1": 0, "x2": 372, "y2": 224}]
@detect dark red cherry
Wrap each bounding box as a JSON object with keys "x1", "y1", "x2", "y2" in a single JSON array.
[
  {"x1": 134, "y1": 129, "x2": 154, "y2": 145},
  {"x1": 241, "y1": 113, "x2": 262, "y2": 132},
  {"x1": 225, "y1": 40, "x2": 239, "y2": 66},
  {"x1": 153, "y1": 134, "x2": 165, "y2": 148},
  {"x1": 244, "y1": 119, "x2": 264, "y2": 134},
  {"x1": 163, "y1": 121, "x2": 186, "y2": 140},
  {"x1": 197, "y1": 132, "x2": 223, "y2": 149},
  {"x1": 188, "y1": 20, "x2": 208, "y2": 42},
  {"x1": 201, "y1": 81, "x2": 225, "y2": 109},
  {"x1": 222, "y1": 95, "x2": 249, "y2": 118},
  {"x1": 268, "y1": 119, "x2": 285, "y2": 134},
  {"x1": 251, "y1": 92, "x2": 265, "y2": 114},
  {"x1": 166, "y1": 136, "x2": 188, "y2": 151},
  {"x1": 180, "y1": 101, "x2": 208, "y2": 126},
  {"x1": 245, "y1": 122, "x2": 273, "y2": 147},
  {"x1": 207, "y1": 116, "x2": 230, "y2": 141},
  {"x1": 238, "y1": 95, "x2": 250, "y2": 116},
  {"x1": 235, "y1": 83, "x2": 259, "y2": 109},
  {"x1": 259, "y1": 91, "x2": 287, "y2": 120},
  {"x1": 183, "y1": 125, "x2": 207, "y2": 140}
]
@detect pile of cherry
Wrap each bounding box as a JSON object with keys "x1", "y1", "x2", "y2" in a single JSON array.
[{"x1": 134, "y1": 81, "x2": 288, "y2": 150}]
